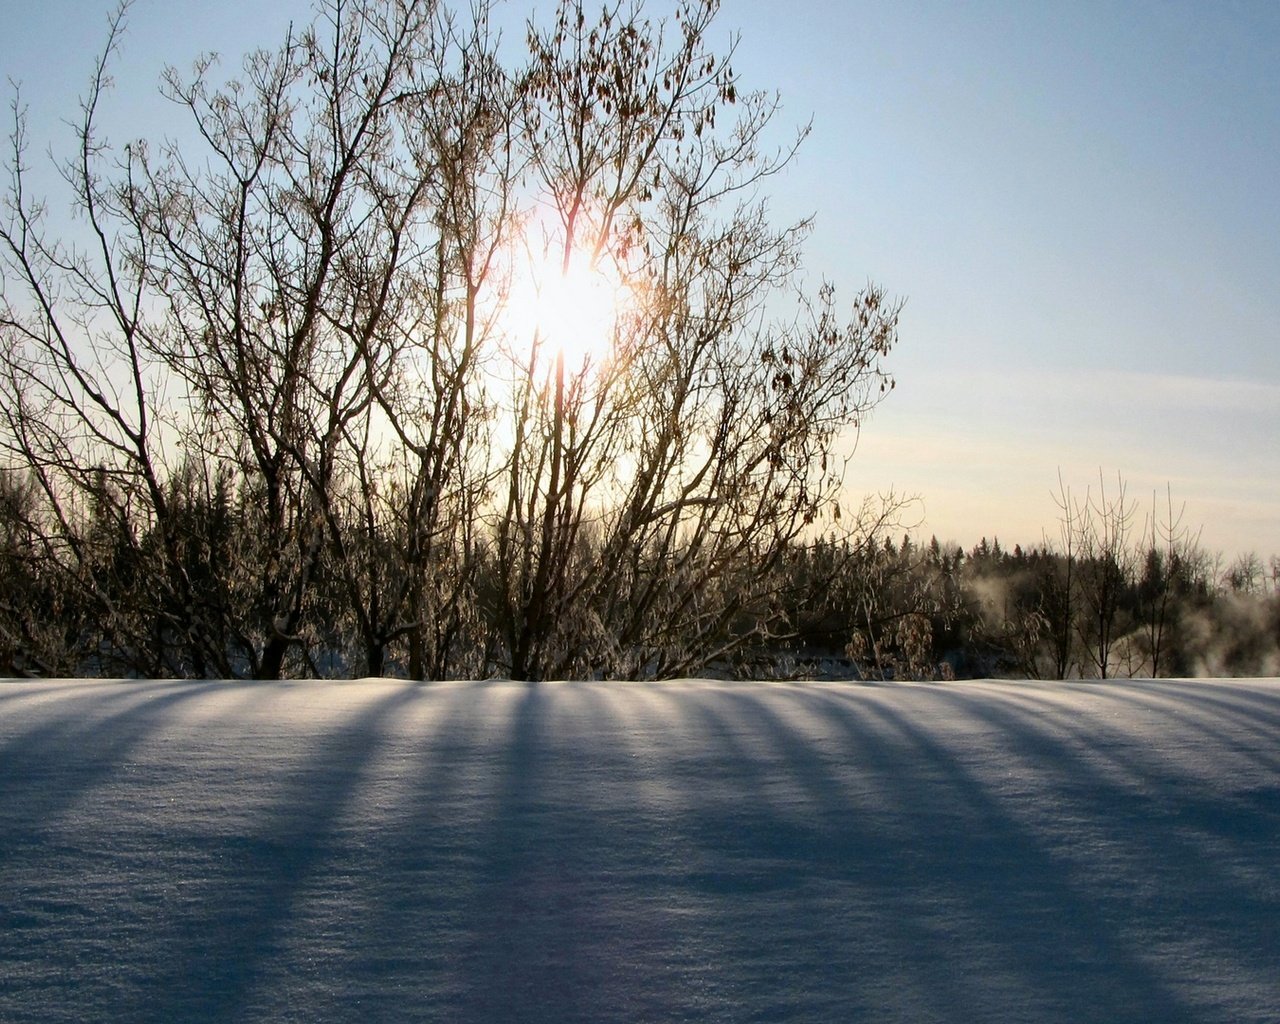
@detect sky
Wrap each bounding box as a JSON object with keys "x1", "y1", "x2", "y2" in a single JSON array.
[{"x1": 1, "y1": 0, "x2": 1277, "y2": 556}]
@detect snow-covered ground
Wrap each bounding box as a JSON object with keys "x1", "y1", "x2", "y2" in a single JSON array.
[{"x1": 1, "y1": 678, "x2": 1277, "y2": 1023}]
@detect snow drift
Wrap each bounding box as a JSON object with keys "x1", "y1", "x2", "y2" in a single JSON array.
[{"x1": 1, "y1": 677, "x2": 1277, "y2": 1023}]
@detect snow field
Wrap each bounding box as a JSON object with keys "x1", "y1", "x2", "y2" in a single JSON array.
[{"x1": 1, "y1": 677, "x2": 1277, "y2": 1023}]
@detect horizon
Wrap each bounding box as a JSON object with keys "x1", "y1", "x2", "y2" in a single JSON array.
[{"x1": 1, "y1": 0, "x2": 1276, "y2": 558}]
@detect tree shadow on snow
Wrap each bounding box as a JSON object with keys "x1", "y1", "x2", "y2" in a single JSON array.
[{"x1": 2, "y1": 679, "x2": 1278, "y2": 1024}]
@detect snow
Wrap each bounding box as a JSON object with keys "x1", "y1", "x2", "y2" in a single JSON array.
[{"x1": 1, "y1": 677, "x2": 1277, "y2": 1023}]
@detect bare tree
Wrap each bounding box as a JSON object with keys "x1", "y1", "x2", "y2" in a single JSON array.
[
  {"x1": 131, "y1": 0, "x2": 484, "y2": 677},
  {"x1": 1223, "y1": 551, "x2": 1265, "y2": 595},
  {"x1": 483, "y1": 0, "x2": 901, "y2": 680},
  {"x1": 1073, "y1": 471, "x2": 1135, "y2": 679}
]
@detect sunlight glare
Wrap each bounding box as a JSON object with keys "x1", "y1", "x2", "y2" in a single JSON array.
[{"x1": 505, "y1": 226, "x2": 633, "y2": 375}]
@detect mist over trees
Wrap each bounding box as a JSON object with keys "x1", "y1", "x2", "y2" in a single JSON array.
[
  {"x1": 801, "y1": 476, "x2": 1280, "y2": 681},
  {"x1": 0, "y1": 0, "x2": 905, "y2": 680}
]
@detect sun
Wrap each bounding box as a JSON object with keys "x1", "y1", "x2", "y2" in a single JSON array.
[{"x1": 504, "y1": 215, "x2": 634, "y2": 375}]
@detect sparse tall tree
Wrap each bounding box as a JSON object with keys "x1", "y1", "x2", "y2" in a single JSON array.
[{"x1": 482, "y1": 0, "x2": 901, "y2": 679}]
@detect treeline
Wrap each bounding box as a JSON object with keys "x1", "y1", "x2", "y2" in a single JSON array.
[
  {"x1": 791, "y1": 479, "x2": 1280, "y2": 680},
  {"x1": 3, "y1": 454, "x2": 1277, "y2": 679}
]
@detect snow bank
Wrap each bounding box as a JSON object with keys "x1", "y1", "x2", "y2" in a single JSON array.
[{"x1": 1, "y1": 678, "x2": 1277, "y2": 1023}]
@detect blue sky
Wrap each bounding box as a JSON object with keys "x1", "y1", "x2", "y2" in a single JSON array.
[
  {"x1": 725, "y1": 1, "x2": 1280, "y2": 556},
  {"x1": 2, "y1": 0, "x2": 1277, "y2": 555}
]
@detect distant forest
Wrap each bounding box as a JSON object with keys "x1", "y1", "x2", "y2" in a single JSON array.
[{"x1": 792, "y1": 526, "x2": 1280, "y2": 682}]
